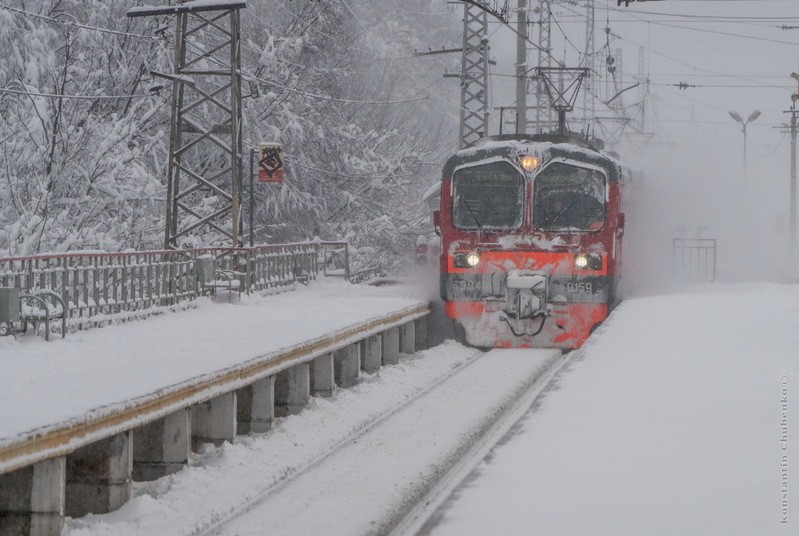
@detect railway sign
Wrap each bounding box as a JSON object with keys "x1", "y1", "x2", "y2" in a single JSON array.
[{"x1": 258, "y1": 142, "x2": 284, "y2": 183}]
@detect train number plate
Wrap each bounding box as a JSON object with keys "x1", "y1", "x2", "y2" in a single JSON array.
[{"x1": 566, "y1": 281, "x2": 594, "y2": 294}]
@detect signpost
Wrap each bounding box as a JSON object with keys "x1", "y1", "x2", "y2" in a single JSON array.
[
  {"x1": 248, "y1": 143, "x2": 285, "y2": 246},
  {"x1": 258, "y1": 142, "x2": 284, "y2": 183}
]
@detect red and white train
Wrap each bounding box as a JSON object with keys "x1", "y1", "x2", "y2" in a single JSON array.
[{"x1": 435, "y1": 133, "x2": 628, "y2": 349}]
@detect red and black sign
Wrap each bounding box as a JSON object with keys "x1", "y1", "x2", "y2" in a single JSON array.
[{"x1": 258, "y1": 143, "x2": 284, "y2": 183}]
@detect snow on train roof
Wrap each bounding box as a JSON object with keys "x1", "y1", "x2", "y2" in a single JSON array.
[
  {"x1": 443, "y1": 135, "x2": 622, "y2": 180},
  {"x1": 462, "y1": 135, "x2": 613, "y2": 161}
]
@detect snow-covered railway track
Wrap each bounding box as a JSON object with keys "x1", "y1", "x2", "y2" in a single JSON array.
[
  {"x1": 197, "y1": 347, "x2": 566, "y2": 536},
  {"x1": 62, "y1": 344, "x2": 568, "y2": 536}
]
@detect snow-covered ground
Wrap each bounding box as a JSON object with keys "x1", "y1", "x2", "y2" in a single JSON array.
[
  {"x1": 7, "y1": 278, "x2": 798, "y2": 536},
  {"x1": 420, "y1": 283, "x2": 799, "y2": 536},
  {"x1": 0, "y1": 279, "x2": 426, "y2": 441}
]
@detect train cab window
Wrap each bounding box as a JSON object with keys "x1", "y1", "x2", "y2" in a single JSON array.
[
  {"x1": 533, "y1": 162, "x2": 606, "y2": 232},
  {"x1": 452, "y1": 162, "x2": 524, "y2": 230}
]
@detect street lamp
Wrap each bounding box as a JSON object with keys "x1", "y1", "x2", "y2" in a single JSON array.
[{"x1": 729, "y1": 109, "x2": 761, "y2": 180}]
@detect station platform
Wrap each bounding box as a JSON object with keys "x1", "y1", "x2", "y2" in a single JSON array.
[{"x1": 0, "y1": 279, "x2": 426, "y2": 445}]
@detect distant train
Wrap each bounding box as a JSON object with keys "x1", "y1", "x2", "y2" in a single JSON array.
[{"x1": 435, "y1": 133, "x2": 628, "y2": 349}]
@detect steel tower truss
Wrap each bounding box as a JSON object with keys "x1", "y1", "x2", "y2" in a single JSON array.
[
  {"x1": 459, "y1": 4, "x2": 490, "y2": 148},
  {"x1": 130, "y1": 2, "x2": 245, "y2": 249},
  {"x1": 582, "y1": 0, "x2": 596, "y2": 127},
  {"x1": 532, "y1": 0, "x2": 553, "y2": 134}
]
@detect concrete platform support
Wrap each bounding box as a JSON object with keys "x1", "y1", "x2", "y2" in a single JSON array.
[
  {"x1": 360, "y1": 334, "x2": 382, "y2": 374},
  {"x1": 310, "y1": 353, "x2": 335, "y2": 398},
  {"x1": 414, "y1": 316, "x2": 428, "y2": 351},
  {"x1": 334, "y1": 343, "x2": 361, "y2": 388},
  {"x1": 237, "y1": 376, "x2": 275, "y2": 434},
  {"x1": 400, "y1": 321, "x2": 416, "y2": 354},
  {"x1": 382, "y1": 327, "x2": 400, "y2": 365},
  {"x1": 65, "y1": 432, "x2": 132, "y2": 517},
  {"x1": 132, "y1": 409, "x2": 190, "y2": 481},
  {"x1": 0, "y1": 457, "x2": 65, "y2": 536},
  {"x1": 191, "y1": 392, "x2": 237, "y2": 449},
  {"x1": 274, "y1": 363, "x2": 310, "y2": 417}
]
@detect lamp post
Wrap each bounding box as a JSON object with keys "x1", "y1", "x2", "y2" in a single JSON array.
[{"x1": 729, "y1": 109, "x2": 761, "y2": 180}]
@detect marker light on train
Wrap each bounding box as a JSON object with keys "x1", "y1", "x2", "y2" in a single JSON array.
[
  {"x1": 574, "y1": 253, "x2": 603, "y2": 271},
  {"x1": 519, "y1": 155, "x2": 541, "y2": 171},
  {"x1": 453, "y1": 251, "x2": 481, "y2": 268}
]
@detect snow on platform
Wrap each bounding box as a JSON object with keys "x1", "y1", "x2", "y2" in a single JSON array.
[
  {"x1": 0, "y1": 279, "x2": 426, "y2": 443},
  {"x1": 422, "y1": 283, "x2": 799, "y2": 536}
]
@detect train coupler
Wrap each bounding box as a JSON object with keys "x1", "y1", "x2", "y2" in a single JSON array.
[{"x1": 503, "y1": 269, "x2": 551, "y2": 320}]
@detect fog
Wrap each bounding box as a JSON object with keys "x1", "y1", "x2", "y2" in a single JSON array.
[
  {"x1": 481, "y1": 0, "x2": 799, "y2": 294},
  {"x1": 620, "y1": 124, "x2": 795, "y2": 295}
]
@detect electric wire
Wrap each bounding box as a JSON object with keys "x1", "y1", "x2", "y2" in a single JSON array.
[
  {"x1": 0, "y1": 4, "x2": 156, "y2": 39},
  {"x1": 0, "y1": 86, "x2": 152, "y2": 100}
]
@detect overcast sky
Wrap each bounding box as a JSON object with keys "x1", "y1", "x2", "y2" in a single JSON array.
[{"x1": 487, "y1": 1, "x2": 798, "y2": 148}]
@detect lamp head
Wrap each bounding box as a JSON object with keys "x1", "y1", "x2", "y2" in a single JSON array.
[{"x1": 729, "y1": 111, "x2": 743, "y2": 123}]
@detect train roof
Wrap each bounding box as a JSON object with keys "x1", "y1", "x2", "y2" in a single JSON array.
[{"x1": 443, "y1": 134, "x2": 621, "y2": 182}]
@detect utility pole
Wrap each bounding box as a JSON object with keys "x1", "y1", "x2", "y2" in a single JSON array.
[
  {"x1": 515, "y1": 0, "x2": 527, "y2": 134},
  {"x1": 785, "y1": 106, "x2": 799, "y2": 273},
  {"x1": 128, "y1": 1, "x2": 245, "y2": 249},
  {"x1": 791, "y1": 108, "x2": 797, "y2": 272}
]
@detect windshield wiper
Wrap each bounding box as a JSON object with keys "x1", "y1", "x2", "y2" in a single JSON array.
[
  {"x1": 462, "y1": 199, "x2": 484, "y2": 230},
  {"x1": 545, "y1": 198, "x2": 577, "y2": 226}
]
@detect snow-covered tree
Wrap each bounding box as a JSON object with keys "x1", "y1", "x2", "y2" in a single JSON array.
[{"x1": 0, "y1": 0, "x2": 461, "y2": 274}]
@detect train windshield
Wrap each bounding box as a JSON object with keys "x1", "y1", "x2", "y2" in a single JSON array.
[
  {"x1": 533, "y1": 162, "x2": 606, "y2": 231},
  {"x1": 452, "y1": 162, "x2": 524, "y2": 230}
]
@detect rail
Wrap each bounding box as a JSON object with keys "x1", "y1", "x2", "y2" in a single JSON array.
[{"x1": 0, "y1": 242, "x2": 349, "y2": 333}]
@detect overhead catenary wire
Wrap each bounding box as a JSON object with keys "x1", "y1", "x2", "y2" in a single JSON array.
[
  {"x1": 0, "y1": 4, "x2": 156, "y2": 39},
  {"x1": 0, "y1": 86, "x2": 153, "y2": 100}
]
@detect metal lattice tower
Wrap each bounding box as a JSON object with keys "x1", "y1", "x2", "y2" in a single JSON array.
[
  {"x1": 636, "y1": 45, "x2": 646, "y2": 131},
  {"x1": 581, "y1": 0, "x2": 596, "y2": 127},
  {"x1": 129, "y1": 1, "x2": 245, "y2": 249},
  {"x1": 532, "y1": 0, "x2": 553, "y2": 134},
  {"x1": 459, "y1": 4, "x2": 490, "y2": 148}
]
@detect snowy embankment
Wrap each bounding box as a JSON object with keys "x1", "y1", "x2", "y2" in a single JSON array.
[
  {"x1": 63, "y1": 345, "x2": 562, "y2": 536},
  {"x1": 421, "y1": 283, "x2": 799, "y2": 536}
]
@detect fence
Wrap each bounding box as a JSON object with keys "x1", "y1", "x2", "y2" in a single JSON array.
[
  {"x1": 673, "y1": 238, "x2": 716, "y2": 282},
  {"x1": 0, "y1": 242, "x2": 348, "y2": 332}
]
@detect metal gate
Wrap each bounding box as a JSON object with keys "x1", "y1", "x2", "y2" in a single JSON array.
[{"x1": 673, "y1": 239, "x2": 716, "y2": 282}]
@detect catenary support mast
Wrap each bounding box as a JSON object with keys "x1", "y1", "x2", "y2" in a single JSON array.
[{"x1": 129, "y1": 1, "x2": 245, "y2": 249}]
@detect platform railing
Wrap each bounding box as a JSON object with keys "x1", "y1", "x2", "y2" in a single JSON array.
[{"x1": 0, "y1": 241, "x2": 349, "y2": 332}]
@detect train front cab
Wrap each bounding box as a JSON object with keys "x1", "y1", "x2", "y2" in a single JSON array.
[{"x1": 438, "y1": 141, "x2": 624, "y2": 349}]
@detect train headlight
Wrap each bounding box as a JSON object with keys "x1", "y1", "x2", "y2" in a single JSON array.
[
  {"x1": 519, "y1": 155, "x2": 541, "y2": 171},
  {"x1": 574, "y1": 253, "x2": 602, "y2": 271},
  {"x1": 453, "y1": 251, "x2": 481, "y2": 268}
]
